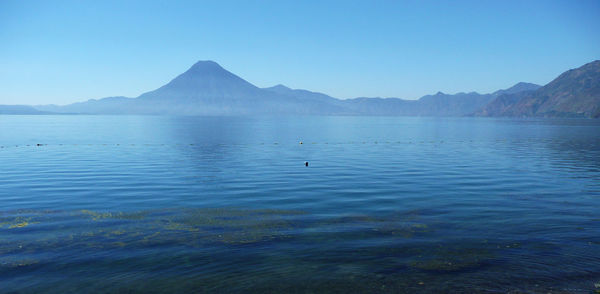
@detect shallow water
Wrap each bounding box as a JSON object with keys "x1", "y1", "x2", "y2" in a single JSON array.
[{"x1": 1, "y1": 115, "x2": 599, "y2": 293}]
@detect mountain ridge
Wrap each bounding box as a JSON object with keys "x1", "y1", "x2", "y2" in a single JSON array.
[
  {"x1": 476, "y1": 60, "x2": 600, "y2": 118},
  {"x1": 27, "y1": 60, "x2": 598, "y2": 117},
  {"x1": 0, "y1": 105, "x2": 53, "y2": 115}
]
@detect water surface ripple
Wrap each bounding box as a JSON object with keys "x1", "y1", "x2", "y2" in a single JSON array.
[{"x1": 0, "y1": 116, "x2": 599, "y2": 293}]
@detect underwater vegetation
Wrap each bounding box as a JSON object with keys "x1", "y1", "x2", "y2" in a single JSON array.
[
  {"x1": 0, "y1": 207, "x2": 599, "y2": 293},
  {"x1": 0, "y1": 216, "x2": 38, "y2": 229},
  {"x1": 79, "y1": 209, "x2": 148, "y2": 221},
  {"x1": 0, "y1": 208, "x2": 433, "y2": 250}
]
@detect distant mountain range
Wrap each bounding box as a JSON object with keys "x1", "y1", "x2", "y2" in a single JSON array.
[
  {"x1": 2, "y1": 60, "x2": 598, "y2": 117},
  {"x1": 0, "y1": 105, "x2": 51, "y2": 115}
]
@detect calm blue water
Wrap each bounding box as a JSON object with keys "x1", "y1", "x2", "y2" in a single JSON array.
[{"x1": 1, "y1": 115, "x2": 599, "y2": 293}]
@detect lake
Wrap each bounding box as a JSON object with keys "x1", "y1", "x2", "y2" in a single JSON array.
[{"x1": 1, "y1": 115, "x2": 599, "y2": 293}]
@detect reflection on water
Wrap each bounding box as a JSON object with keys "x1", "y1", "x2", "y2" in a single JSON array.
[{"x1": 0, "y1": 116, "x2": 600, "y2": 293}]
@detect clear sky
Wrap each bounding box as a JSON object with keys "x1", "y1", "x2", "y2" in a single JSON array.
[{"x1": 1, "y1": 0, "x2": 599, "y2": 105}]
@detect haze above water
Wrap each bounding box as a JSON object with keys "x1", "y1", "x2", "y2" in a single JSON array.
[{"x1": 1, "y1": 115, "x2": 599, "y2": 293}]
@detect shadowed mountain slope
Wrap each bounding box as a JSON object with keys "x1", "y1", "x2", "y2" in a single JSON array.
[{"x1": 477, "y1": 61, "x2": 600, "y2": 118}]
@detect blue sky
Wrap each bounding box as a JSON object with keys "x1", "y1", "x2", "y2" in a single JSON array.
[{"x1": 1, "y1": 0, "x2": 599, "y2": 105}]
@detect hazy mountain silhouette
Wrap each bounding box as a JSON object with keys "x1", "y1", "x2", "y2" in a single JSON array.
[
  {"x1": 135, "y1": 61, "x2": 274, "y2": 114},
  {"x1": 35, "y1": 61, "x2": 344, "y2": 115},
  {"x1": 477, "y1": 60, "x2": 600, "y2": 118},
  {"x1": 0, "y1": 105, "x2": 52, "y2": 114},
  {"x1": 30, "y1": 60, "x2": 598, "y2": 117}
]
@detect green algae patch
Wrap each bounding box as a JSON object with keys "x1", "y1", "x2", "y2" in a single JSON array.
[
  {"x1": 109, "y1": 229, "x2": 126, "y2": 236},
  {"x1": 165, "y1": 208, "x2": 301, "y2": 245},
  {"x1": 0, "y1": 207, "x2": 436, "y2": 251},
  {"x1": 9, "y1": 221, "x2": 33, "y2": 229},
  {"x1": 0, "y1": 208, "x2": 307, "y2": 250},
  {"x1": 80, "y1": 209, "x2": 112, "y2": 220},
  {"x1": 0, "y1": 216, "x2": 39, "y2": 229},
  {"x1": 79, "y1": 210, "x2": 147, "y2": 221},
  {"x1": 163, "y1": 221, "x2": 200, "y2": 232}
]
